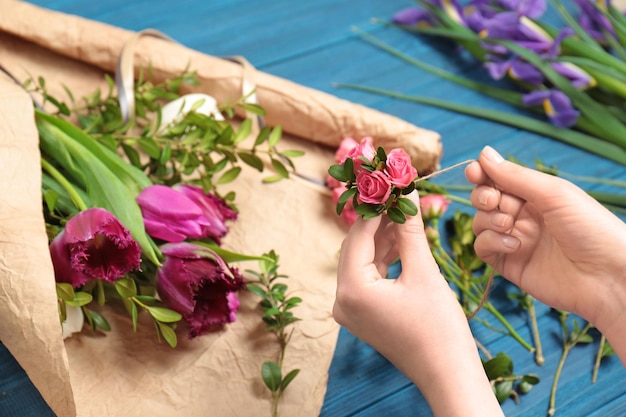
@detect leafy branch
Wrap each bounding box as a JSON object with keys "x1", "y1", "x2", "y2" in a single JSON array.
[{"x1": 246, "y1": 251, "x2": 302, "y2": 417}]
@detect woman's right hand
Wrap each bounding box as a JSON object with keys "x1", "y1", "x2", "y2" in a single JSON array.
[{"x1": 466, "y1": 146, "x2": 626, "y2": 362}]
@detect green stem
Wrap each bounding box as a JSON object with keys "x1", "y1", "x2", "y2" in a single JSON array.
[
  {"x1": 527, "y1": 296, "x2": 545, "y2": 366},
  {"x1": 548, "y1": 319, "x2": 593, "y2": 416},
  {"x1": 432, "y1": 250, "x2": 535, "y2": 352},
  {"x1": 592, "y1": 334, "x2": 607, "y2": 383},
  {"x1": 41, "y1": 157, "x2": 88, "y2": 211}
]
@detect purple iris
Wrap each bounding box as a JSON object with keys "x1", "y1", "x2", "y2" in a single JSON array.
[
  {"x1": 393, "y1": 7, "x2": 434, "y2": 26},
  {"x1": 574, "y1": 0, "x2": 615, "y2": 43},
  {"x1": 486, "y1": 56, "x2": 545, "y2": 85},
  {"x1": 523, "y1": 89, "x2": 580, "y2": 127},
  {"x1": 156, "y1": 242, "x2": 245, "y2": 338},
  {"x1": 49, "y1": 208, "x2": 142, "y2": 288}
]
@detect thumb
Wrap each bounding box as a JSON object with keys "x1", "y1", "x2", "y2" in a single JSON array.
[
  {"x1": 478, "y1": 146, "x2": 574, "y2": 204},
  {"x1": 395, "y1": 192, "x2": 440, "y2": 277}
]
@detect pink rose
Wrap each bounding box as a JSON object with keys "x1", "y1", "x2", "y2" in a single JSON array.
[
  {"x1": 356, "y1": 170, "x2": 392, "y2": 205},
  {"x1": 335, "y1": 137, "x2": 359, "y2": 163},
  {"x1": 385, "y1": 148, "x2": 418, "y2": 188},
  {"x1": 332, "y1": 187, "x2": 358, "y2": 226},
  {"x1": 346, "y1": 137, "x2": 376, "y2": 174},
  {"x1": 420, "y1": 194, "x2": 451, "y2": 220}
]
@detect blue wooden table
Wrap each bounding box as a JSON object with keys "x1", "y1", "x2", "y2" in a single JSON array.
[{"x1": 4, "y1": 1, "x2": 626, "y2": 416}]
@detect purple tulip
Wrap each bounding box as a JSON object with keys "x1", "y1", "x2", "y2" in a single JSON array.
[
  {"x1": 137, "y1": 185, "x2": 236, "y2": 244},
  {"x1": 49, "y1": 208, "x2": 142, "y2": 288},
  {"x1": 392, "y1": 7, "x2": 435, "y2": 27},
  {"x1": 174, "y1": 184, "x2": 237, "y2": 244},
  {"x1": 156, "y1": 242, "x2": 245, "y2": 338},
  {"x1": 523, "y1": 89, "x2": 580, "y2": 127}
]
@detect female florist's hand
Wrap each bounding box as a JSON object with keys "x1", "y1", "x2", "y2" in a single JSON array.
[
  {"x1": 333, "y1": 193, "x2": 504, "y2": 417},
  {"x1": 466, "y1": 146, "x2": 626, "y2": 363}
]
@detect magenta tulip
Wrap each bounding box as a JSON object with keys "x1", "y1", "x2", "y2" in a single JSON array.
[
  {"x1": 156, "y1": 242, "x2": 245, "y2": 338},
  {"x1": 174, "y1": 184, "x2": 237, "y2": 244},
  {"x1": 49, "y1": 208, "x2": 142, "y2": 288}
]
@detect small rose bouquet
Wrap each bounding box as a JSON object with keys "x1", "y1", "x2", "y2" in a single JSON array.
[{"x1": 327, "y1": 137, "x2": 420, "y2": 224}]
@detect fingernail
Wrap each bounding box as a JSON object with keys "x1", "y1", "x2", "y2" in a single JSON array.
[
  {"x1": 479, "y1": 189, "x2": 492, "y2": 207},
  {"x1": 483, "y1": 146, "x2": 504, "y2": 164},
  {"x1": 491, "y1": 212, "x2": 509, "y2": 228},
  {"x1": 502, "y1": 235, "x2": 520, "y2": 249}
]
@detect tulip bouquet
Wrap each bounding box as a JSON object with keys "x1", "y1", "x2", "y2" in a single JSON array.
[{"x1": 30, "y1": 69, "x2": 302, "y2": 349}]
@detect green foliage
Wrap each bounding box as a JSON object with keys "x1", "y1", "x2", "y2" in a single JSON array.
[{"x1": 246, "y1": 251, "x2": 302, "y2": 416}]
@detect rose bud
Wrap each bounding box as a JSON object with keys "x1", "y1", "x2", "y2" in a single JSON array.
[
  {"x1": 420, "y1": 194, "x2": 451, "y2": 221},
  {"x1": 174, "y1": 184, "x2": 237, "y2": 245},
  {"x1": 356, "y1": 170, "x2": 392, "y2": 205},
  {"x1": 334, "y1": 136, "x2": 359, "y2": 163},
  {"x1": 49, "y1": 207, "x2": 142, "y2": 288},
  {"x1": 346, "y1": 137, "x2": 376, "y2": 174},
  {"x1": 385, "y1": 148, "x2": 418, "y2": 188},
  {"x1": 137, "y1": 185, "x2": 214, "y2": 243},
  {"x1": 156, "y1": 242, "x2": 246, "y2": 338}
]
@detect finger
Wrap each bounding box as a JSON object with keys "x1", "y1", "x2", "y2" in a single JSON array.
[
  {"x1": 337, "y1": 215, "x2": 383, "y2": 287},
  {"x1": 465, "y1": 160, "x2": 490, "y2": 185},
  {"x1": 477, "y1": 146, "x2": 578, "y2": 205},
  {"x1": 373, "y1": 217, "x2": 399, "y2": 277},
  {"x1": 471, "y1": 185, "x2": 525, "y2": 219},
  {"x1": 472, "y1": 209, "x2": 516, "y2": 236},
  {"x1": 474, "y1": 229, "x2": 521, "y2": 266},
  {"x1": 394, "y1": 192, "x2": 440, "y2": 279}
]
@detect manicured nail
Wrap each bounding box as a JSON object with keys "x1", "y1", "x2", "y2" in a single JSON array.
[
  {"x1": 502, "y1": 235, "x2": 520, "y2": 249},
  {"x1": 483, "y1": 146, "x2": 504, "y2": 164}
]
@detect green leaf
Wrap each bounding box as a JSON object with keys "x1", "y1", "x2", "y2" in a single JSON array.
[
  {"x1": 36, "y1": 112, "x2": 161, "y2": 265},
  {"x1": 87, "y1": 309, "x2": 111, "y2": 332},
  {"x1": 271, "y1": 158, "x2": 290, "y2": 178},
  {"x1": 494, "y1": 380, "x2": 513, "y2": 403},
  {"x1": 138, "y1": 137, "x2": 161, "y2": 159},
  {"x1": 343, "y1": 158, "x2": 355, "y2": 182},
  {"x1": 387, "y1": 207, "x2": 406, "y2": 224},
  {"x1": 191, "y1": 241, "x2": 274, "y2": 263},
  {"x1": 261, "y1": 361, "x2": 282, "y2": 392},
  {"x1": 216, "y1": 166, "x2": 241, "y2": 185},
  {"x1": 281, "y1": 149, "x2": 305, "y2": 158},
  {"x1": 522, "y1": 374, "x2": 540, "y2": 385},
  {"x1": 238, "y1": 152, "x2": 264, "y2": 171},
  {"x1": 65, "y1": 291, "x2": 93, "y2": 307},
  {"x1": 268, "y1": 125, "x2": 282, "y2": 147},
  {"x1": 240, "y1": 102, "x2": 267, "y2": 116},
  {"x1": 115, "y1": 277, "x2": 137, "y2": 298},
  {"x1": 157, "y1": 321, "x2": 178, "y2": 348},
  {"x1": 262, "y1": 174, "x2": 284, "y2": 183},
  {"x1": 246, "y1": 284, "x2": 268, "y2": 300},
  {"x1": 328, "y1": 164, "x2": 347, "y2": 182},
  {"x1": 280, "y1": 368, "x2": 300, "y2": 391},
  {"x1": 484, "y1": 352, "x2": 514, "y2": 380},
  {"x1": 56, "y1": 283, "x2": 75, "y2": 302},
  {"x1": 147, "y1": 306, "x2": 183, "y2": 323},
  {"x1": 233, "y1": 118, "x2": 252, "y2": 143},
  {"x1": 397, "y1": 197, "x2": 418, "y2": 216}
]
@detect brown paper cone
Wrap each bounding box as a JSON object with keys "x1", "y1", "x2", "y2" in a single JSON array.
[
  {"x1": 0, "y1": 0, "x2": 442, "y2": 174},
  {"x1": 0, "y1": 76, "x2": 77, "y2": 417}
]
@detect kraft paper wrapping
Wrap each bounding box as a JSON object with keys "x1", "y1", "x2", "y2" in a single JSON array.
[
  {"x1": 0, "y1": 0, "x2": 442, "y2": 174},
  {"x1": 0, "y1": 1, "x2": 443, "y2": 416}
]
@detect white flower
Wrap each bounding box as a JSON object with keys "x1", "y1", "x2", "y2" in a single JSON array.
[
  {"x1": 62, "y1": 305, "x2": 84, "y2": 339},
  {"x1": 157, "y1": 93, "x2": 224, "y2": 132}
]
